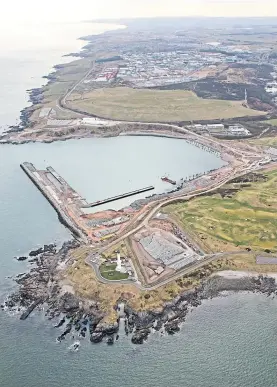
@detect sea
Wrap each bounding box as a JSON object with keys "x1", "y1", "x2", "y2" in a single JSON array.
[{"x1": 0, "y1": 21, "x2": 277, "y2": 387}]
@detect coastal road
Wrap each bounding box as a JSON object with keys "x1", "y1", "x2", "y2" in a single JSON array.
[
  {"x1": 93, "y1": 158, "x2": 258, "y2": 256},
  {"x1": 53, "y1": 61, "x2": 269, "y2": 161},
  {"x1": 55, "y1": 74, "x2": 265, "y2": 161},
  {"x1": 55, "y1": 61, "x2": 96, "y2": 116},
  {"x1": 51, "y1": 66, "x2": 269, "y2": 288},
  {"x1": 86, "y1": 250, "x2": 255, "y2": 291},
  {"x1": 84, "y1": 160, "x2": 262, "y2": 290},
  {"x1": 63, "y1": 61, "x2": 96, "y2": 104}
]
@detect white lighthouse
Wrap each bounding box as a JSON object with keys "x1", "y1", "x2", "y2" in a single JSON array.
[
  {"x1": 115, "y1": 251, "x2": 122, "y2": 272},
  {"x1": 244, "y1": 88, "x2": 248, "y2": 105}
]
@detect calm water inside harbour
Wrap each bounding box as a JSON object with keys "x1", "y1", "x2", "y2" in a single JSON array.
[{"x1": 0, "y1": 21, "x2": 276, "y2": 387}]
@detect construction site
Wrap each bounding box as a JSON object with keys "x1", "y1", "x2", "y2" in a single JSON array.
[
  {"x1": 19, "y1": 119, "x2": 274, "y2": 288},
  {"x1": 131, "y1": 224, "x2": 201, "y2": 284},
  {"x1": 20, "y1": 162, "x2": 154, "y2": 244}
]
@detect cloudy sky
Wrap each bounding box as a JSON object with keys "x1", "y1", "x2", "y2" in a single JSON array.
[{"x1": 2, "y1": 0, "x2": 277, "y2": 23}]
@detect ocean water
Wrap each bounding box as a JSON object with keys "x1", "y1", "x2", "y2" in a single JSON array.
[
  {"x1": 0, "y1": 21, "x2": 277, "y2": 387},
  {"x1": 0, "y1": 136, "x2": 225, "y2": 212},
  {"x1": 0, "y1": 20, "x2": 123, "y2": 132},
  {"x1": 1, "y1": 292, "x2": 276, "y2": 387}
]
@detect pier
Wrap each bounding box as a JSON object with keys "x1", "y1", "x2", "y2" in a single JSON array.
[
  {"x1": 20, "y1": 162, "x2": 155, "y2": 241},
  {"x1": 82, "y1": 186, "x2": 155, "y2": 208},
  {"x1": 20, "y1": 162, "x2": 88, "y2": 242}
]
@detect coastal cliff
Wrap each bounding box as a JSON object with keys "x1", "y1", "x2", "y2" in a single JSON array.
[{"x1": 2, "y1": 241, "x2": 276, "y2": 345}]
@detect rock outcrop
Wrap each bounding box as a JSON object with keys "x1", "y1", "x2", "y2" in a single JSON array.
[{"x1": 2, "y1": 239, "x2": 277, "y2": 346}]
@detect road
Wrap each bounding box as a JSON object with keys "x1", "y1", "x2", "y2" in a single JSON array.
[
  {"x1": 54, "y1": 62, "x2": 268, "y2": 160},
  {"x1": 56, "y1": 61, "x2": 96, "y2": 116},
  {"x1": 56, "y1": 61, "x2": 269, "y2": 289},
  {"x1": 84, "y1": 157, "x2": 263, "y2": 290},
  {"x1": 86, "y1": 250, "x2": 254, "y2": 290},
  {"x1": 92, "y1": 156, "x2": 259, "y2": 254}
]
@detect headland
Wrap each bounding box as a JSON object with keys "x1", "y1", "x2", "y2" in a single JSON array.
[{"x1": 2, "y1": 17, "x2": 277, "y2": 345}]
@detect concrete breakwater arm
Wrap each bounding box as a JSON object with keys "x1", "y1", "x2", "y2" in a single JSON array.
[
  {"x1": 20, "y1": 162, "x2": 88, "y2": 243},
  {"x1": 83, "y1": 186, "x2": 155, "y2": 208}
]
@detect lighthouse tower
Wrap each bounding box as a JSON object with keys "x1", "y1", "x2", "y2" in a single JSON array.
[
  {"x1": 245, "y1": 89, "x2": 248, "y2": 105},
  {"x1": 115, "y1": 251, "x2": 122, "y2": 272}
]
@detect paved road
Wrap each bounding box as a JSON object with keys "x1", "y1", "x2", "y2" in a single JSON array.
[
  {"x1": 56, "y1": 61, "x2": 96, "y2": 117},
  {"x1": 85, "y1": 250, "x2": 255, "y2": 290},
  {"x1": 54, "y1": 63, "x2": 270, "y2": 160},
  {"x1": 95, "y1": 157, "x2": 259, "y2": 255},
  {"x1": 82, "y1": 154, "x2": 265, "y2": 291},
  {"x1": 56, "y1": 62, "x2": 269, "y2": 288}
]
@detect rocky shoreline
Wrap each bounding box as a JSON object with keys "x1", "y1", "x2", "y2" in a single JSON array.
[
  {"x1": 1, "y1": 24, "x2": 274, "y2": 137},
  {"x1": 1, "y1": 241, "x2": 277, "y2": 345}
]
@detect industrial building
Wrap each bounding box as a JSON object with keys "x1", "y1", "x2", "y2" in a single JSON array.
[
  {"x1": 187, "y1": 123, "x2": 251, "y2": 137},
  {"x1": 227, "y1": 125, "x2": 251, "y2": 136}
]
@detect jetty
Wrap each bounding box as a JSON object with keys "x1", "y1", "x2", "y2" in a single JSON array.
[
  {"x1": 20, "y1": 162, "x2": 155, "y2": 241},
  {"x1": 82, "y1": 186, "x2": 155, "y2": 208},
  {"x1": 20, "y1": 162, "x2": 88, "y2": 242}
]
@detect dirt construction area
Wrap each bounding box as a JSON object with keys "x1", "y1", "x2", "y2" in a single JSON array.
[{"x1": 130, "y1": 226, "x2": 199, "y2": 284}]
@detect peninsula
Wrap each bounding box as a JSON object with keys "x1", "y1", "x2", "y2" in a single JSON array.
[{"x1": 2, "y1": 17, "x2": 277, "y2": 345}]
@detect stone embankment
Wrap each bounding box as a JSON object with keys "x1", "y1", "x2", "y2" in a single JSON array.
[{"x1": 2, "y1": 241, "x2": 277, "y2": 345}]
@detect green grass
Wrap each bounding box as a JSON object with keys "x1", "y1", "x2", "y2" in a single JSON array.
[
  {"x1": 249, "y1": 136, "x2": 277, "y2": 148},
  {"x1": 164, "y1": 170, "x2": 277, "y2": 252},
  {"x1": 42, "y1": 58, "x2": 93, "y2": 102},
  {"x1": 262, "y1": 118, "x2": 277, "y2": 126},
  {"x1": 66, "y1": 87, "x2": 264, "y2": 122},
  {"x1": 99, "y1": 263, "x2": 129, "y2": 281}
]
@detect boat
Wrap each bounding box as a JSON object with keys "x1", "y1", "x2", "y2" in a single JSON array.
[{"x1": 161, "y1": 176, "x2": 176, "y2": 185}]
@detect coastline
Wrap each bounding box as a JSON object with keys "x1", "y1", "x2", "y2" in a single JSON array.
[
  {"x1": 5, "y1": 22, "x2": 126, "y2": 134},
  {"x1": 2, "y1": 241, "x2": 276, "y2": 345},
  {"x1": 1, "y1": 20, "x2": 277, "y2": 350},
  {"x1": 1, "y1": 19, "x2": 271, "y2": 140}
]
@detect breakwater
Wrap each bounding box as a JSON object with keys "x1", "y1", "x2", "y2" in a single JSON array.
[
  {"x1": 83, "y1": 186, "x2": 155, "y2": 208},
  {"x1": 20, "y1": 162, "x2": 87, "y2": 242}
]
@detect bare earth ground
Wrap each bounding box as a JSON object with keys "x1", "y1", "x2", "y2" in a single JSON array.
[
  {"x1": 66, "y1": 87, "x2": 264, "y2": 122},
  {"x1": 63, "y1": 164, "x2": 277, "y2": 322}
]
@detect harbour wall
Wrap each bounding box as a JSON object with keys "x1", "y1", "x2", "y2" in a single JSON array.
[
  {"x1": 20, "y1": 162, "x2": 87, "y2": 243},
  {"x1": 83, "y1": 186, "x2": 155, "y2": 208}
]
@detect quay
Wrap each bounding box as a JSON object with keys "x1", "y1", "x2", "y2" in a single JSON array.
[
  {"x1": 20, "y1": 162, "x2": 155, "y2": 242},
  {"x1": 82, "y1": 186, "x2": 155, "y2": 208},
  {"x1": 20, "y1": 162, "x2": 88, "y2": 242}
]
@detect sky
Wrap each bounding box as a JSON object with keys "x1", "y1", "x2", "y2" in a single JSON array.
[{"x1": 1, "y1": 0, "x2": 277, "y2": 23}]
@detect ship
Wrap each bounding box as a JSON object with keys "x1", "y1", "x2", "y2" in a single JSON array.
[{"x1": 161, "y1": 176, "x2": 176, "y2": 185}]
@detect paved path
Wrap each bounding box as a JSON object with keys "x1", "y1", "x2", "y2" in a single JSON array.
[
  {"x1": 56, "y1": 62, "x2": 270, "y2": 289},
  {"x1": 85, "y1": 250, "x2": 255, "y2": 290},
  {"x1": 95, "y1": 158, "x2": 259, "y2": 255},
  {"x1": 56, "y1": 61, "x2": 96, "y2": 117},
  {"x1": 82, "y1": 155, "x2": 266, "y2": 290}
]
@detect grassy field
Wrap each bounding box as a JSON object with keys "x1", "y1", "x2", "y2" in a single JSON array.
[
  {"x1": 43, "y1": 58, "x2": 92, "y2": 102},
  {"x1": 28, "y1": 58, "x2": 94, "y2": 123},
  {"x1": 164, "y1": 169, "x2": 277, "y2": 253},
  {"x1": 99, "y1": 263, "x2": 129, "y2": 280},
  {"x1": 67, "y1": 87, "x2": 264, "y2": 122},
  {"x1": 65, "y1": 247, "x2": 190, "y2": 319},
  {"x1": 64, "y1": 244, "x2": 276, "y2": 323},
  {"x1": 250, "y1": 136, "x2": 277, "y2": 148},
  {"x1": 262, "y1": 118, "x2": 277, "y2": 126}
]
